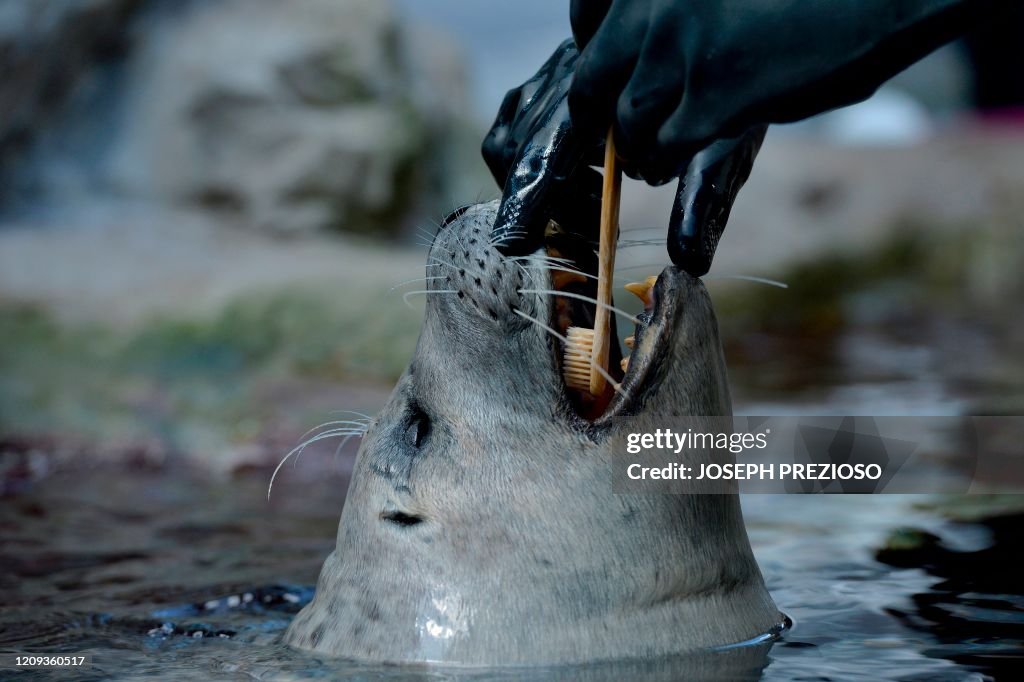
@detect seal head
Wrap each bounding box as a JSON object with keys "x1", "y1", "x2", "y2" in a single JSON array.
[{"x1": 285, "y1": 201, "x2": 780, "y2": 664}]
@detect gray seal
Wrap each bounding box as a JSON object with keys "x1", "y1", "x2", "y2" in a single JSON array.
[{"x1": 284, "y1": 201, "x2": 780, "y2": 665}]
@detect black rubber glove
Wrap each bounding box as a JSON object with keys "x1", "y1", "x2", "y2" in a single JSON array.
[
  {"x1": 485, "y1": 0, "x2": 991, "y2": 276},
  {"x1": 667, "y1": 127, "x2": 766, "y2": 275},
  {"x1": 568, "y1": 0, "x2": 989, "y2": 180},
  {"x1": 482, "y1": 40, "x2": 603, "y2": 257},
  {"x1": 483, "y1": 40, "x2": 765, "y2": 276},
  {"x1": 487, "y1": 38, "x2": 770, "y2": 274}
]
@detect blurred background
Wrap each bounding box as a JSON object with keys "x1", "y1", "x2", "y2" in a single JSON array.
[
  {"x1": 2, "y1": 2, "x2": 1024, "y2": 679},
  {"x1": 2, "y1": 0, "x2": 1022, "y2": 481}
]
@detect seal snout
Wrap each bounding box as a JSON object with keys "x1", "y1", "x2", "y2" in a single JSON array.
[
  {"x1": 424, "y1": 202, "x2": 713, "y2": 426},
  {"x1": 428, "y1": 204, "x2": 527, "y2": 326}
]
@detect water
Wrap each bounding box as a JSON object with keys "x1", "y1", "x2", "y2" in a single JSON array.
[
  {"x1": 1, "y1": 459, "x2": 1021, "y2": 680},
  {"x1": 2, "y1": 323, "x2": 1023, "y2": 680}
]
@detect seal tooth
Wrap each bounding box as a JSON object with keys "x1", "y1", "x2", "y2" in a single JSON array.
[
  {"x1": 624, "y1": 276, "x2": 658, "y2": 307},
  {"x1": 620, "y1": 356, "x2": 630, "y2": 372},
  {"x1": 623, "y1": 335, "x2": 635, "y2": 349}
]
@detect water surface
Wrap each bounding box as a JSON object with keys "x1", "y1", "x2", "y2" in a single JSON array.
[{"x1": 2, "y1": 328, "x2": 1022, "y2": 680}]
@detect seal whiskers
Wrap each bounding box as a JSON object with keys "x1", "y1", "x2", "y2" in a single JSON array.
[
  {"x1": 388, "y1": 275, "x2": 446, "y2": 291},
  {"x1": 517, "y1": 289, "x2": 639, "y2": 325},
  {"x1": 268, "y1": 425, "x2": 368, "y2": 499},
  {"x1": 295, "y1": 418, "x2": 371, "y2": 442},
  {"x1": 401, "y1": 289, "x2": 458, "y2": 308},
  {"x1": 705, "y1": 274, "x2": 789, "y2": 288}
]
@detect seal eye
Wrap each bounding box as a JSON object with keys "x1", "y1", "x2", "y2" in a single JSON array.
[{"x1": 405, "y1": 407, "x2": 431, "y2": 449}]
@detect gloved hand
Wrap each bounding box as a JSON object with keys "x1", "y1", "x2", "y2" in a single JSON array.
[
  {"x1": 483, "y1": 39, "x2": 766, "y2": 276},
  {"x1": 485, "y1": 0, "x2": 988, "y2": 275}
]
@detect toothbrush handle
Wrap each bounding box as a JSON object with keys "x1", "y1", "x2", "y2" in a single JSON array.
[{"x1": 591, "y1": 128, "x2": 620, "y2": 396}]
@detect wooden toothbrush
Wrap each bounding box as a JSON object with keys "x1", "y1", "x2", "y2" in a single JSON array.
[{"x1": 564, "y1": 128, "x2": 621, "y2": 396}]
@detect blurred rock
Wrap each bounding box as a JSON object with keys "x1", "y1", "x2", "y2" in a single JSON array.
[
  {"x1": 111, "y1": 0, "x2": 474, "y2": 235},
  {"x1": 0, "y1": 0, "x2": 142, "y2": 198},
  {"x1": 6, "y1": 0, "x2": 473, "y2": 236}
]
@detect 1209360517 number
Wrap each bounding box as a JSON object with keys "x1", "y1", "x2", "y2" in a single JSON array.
[{"x1": 13, "y1": 655, "x2": 89, "y2": 667}]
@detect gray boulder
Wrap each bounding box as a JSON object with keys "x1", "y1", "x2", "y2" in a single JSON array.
[
  {"x1": 5, "y1": 0, "x2": 473, "y2": 236},
  {"x1": 0, "y1": 0, "x2": 142, "y2": 199}
]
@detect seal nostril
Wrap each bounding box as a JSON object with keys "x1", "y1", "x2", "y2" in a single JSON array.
[{"x1": 380, "y1": 510, "x2": 424, "y2": 527}]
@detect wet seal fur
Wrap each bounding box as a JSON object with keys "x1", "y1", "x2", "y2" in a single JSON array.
[{"x1": 285, "y1": 202, "x2": 781, "y2": 665}]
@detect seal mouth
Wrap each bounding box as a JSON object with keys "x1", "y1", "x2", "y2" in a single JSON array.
[{"x1": 539, "y1": 222, "x2": 682, "y2": 425}]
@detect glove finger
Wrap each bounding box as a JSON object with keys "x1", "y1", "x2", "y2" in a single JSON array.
[
  {"x1": 491, "y1": 94, "x2": 588, "y2": 256},
  {"x1": 570, "y1": 0, "x2": 613, "y2": 50},
  {"x1": 482, "y1": 85, "x2": 527, "y2": 187},
  {"x1": 568, "y1": 1, "x2": 643, "y2": 144},
  {"x1": 485, "y1": 39, "x2": 582, "y2": 187},
  {"x1": 667, "y1": 125, "x2": 768, "y2": 275},
  {"x1": 648, "y1": 90, "x2": 732, "y2": 186},
  {"x1": 614, "y1": 8, "x2": 688, "y2": 176},
  {"x1": 488, "y1": 40, "x2": 586, "y2": 255}
]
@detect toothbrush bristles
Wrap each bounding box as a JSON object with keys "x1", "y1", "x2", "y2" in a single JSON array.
[{"x1": 564, "y1": 326, "x2": 596, "y2": 392}]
